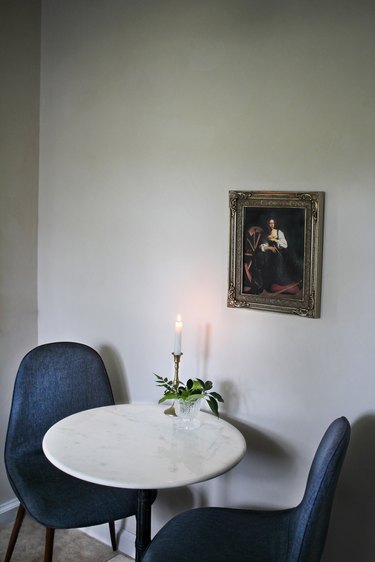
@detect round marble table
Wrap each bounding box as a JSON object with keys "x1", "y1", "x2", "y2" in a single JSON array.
[{"x1": 43, "y1": 403, "x2": 246, "y2": 560}]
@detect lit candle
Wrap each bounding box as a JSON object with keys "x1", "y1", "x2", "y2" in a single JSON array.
[{"x1": 174, "y1": 314, "x2": 183, "y2": 355}]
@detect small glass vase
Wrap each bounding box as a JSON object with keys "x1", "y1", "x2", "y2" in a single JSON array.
[{"x1": 175, "y1": 398, "x2": 202, "y2": 430}]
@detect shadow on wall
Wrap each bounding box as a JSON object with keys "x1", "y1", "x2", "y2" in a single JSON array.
[
  {"x1": 154, "y1": 486, "x2": 196, "y2": 526},
  {"x1": 220, "y1": 416, "x2": 296, "y2": 508},
  {"x1": 154, "y1": 417, "x2": 294, "y2": 525},
  {"x1": 321, "y1": 413, "x2": 375, "y2": 562},
  {"x1": 99, "y1": 345, "x2": 131, "y2": 404}
]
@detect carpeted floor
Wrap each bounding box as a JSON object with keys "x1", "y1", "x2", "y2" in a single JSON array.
[{"x1": 0, "y1": 513, "x2": 133, "y2": 562}]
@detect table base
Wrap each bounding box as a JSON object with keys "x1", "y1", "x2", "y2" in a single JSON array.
[{"x1": 136, "y1": 489, "x2": 155, "y2": 561}]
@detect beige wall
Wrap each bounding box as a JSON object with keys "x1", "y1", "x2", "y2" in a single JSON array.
[{"x1": 0, "y1": 0, "x2": 40, "y2": 506}]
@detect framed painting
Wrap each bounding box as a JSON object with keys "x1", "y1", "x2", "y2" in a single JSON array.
[{"x1": 228, "y1": 191, "x2": 324, "y2": 318}]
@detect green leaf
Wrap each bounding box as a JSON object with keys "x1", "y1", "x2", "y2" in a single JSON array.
[
  {"x1": 191, "y1": 379, "x2": 204, "y2": 391},
  {"x1": 158, "y1": 392, "x2": 177, "y2": 403},
  {"x1": 179, "y1": 388, "x2": 190, "y2": 400},
  {"x1": 209, "y1": 391, "x2": 224, "y2": 403},
  {"x1": 206, "y1": 396, "x2": 219, "y2": 417},
  {"x1": 188, "y1": 393, "x2": 204, "y2": 401}
]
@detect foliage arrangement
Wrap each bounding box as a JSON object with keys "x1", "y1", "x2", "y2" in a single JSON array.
[{"x1": 154, "y1": 374, "x2": 224, "y2": 417}]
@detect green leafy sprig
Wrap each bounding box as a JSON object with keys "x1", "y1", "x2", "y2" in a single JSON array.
[{"x1": 154, "y1": 374, "x2": 224, "y2": 417}]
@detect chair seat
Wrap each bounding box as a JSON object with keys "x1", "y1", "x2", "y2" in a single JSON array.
[
  {"x1": 7, "y1": 451, "x2": 146, "y2": 529},
  {"x1": 143, "y1": 506, "x2": 293, "y2": 562}
]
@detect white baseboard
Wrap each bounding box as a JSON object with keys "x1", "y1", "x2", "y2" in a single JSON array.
[
  {"x1": 0, "y1": 499, "x2": 135, "y2": 559},
  {"x1": 80, "y1": 520, "x2": 135, "y2": 560},
  {"x1": 0, "y1": 498, "x2": 19, "y2": 525},
  {"x1": 117, "y1": 527, "x2": 136, "y2": 559}
]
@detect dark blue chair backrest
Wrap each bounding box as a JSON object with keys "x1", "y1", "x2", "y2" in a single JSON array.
[
  {"x1": 5, "y1": 342, "x2": 114, "y2": 465},
  {"x1": 290, "y1": 416, "x2": 351, "y2": 562}
]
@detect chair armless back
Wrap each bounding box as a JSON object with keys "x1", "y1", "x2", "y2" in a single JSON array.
[
  {"x1": 289, "y1": 416, "x2": 351, "y2": 562},
  {"x1": 5, "y1": 342, "x2": 115, "y2": 468}
]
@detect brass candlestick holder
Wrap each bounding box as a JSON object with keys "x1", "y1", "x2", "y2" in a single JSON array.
[{"x1": 164, "y1": 352, "x2": 183, "y2": 416}]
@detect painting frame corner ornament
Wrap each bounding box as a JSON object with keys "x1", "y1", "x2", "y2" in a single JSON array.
[{"x1": 227, "y1": 190, "x2": 324, "y2": 318}]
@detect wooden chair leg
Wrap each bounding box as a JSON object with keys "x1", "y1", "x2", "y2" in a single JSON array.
[
  {"x1": 44, "y1": 527, "x2": 55, "y2": 562},
  {"x1": 4, "y1": 504, "x2": 26, "y2": 562},
  {"x1": 109, "y1": 520, "x2": 117, "y2": 551}
]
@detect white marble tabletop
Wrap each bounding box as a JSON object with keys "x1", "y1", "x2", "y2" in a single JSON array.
[{"x1": 42, "y1": 403, "x2": 246, "y2": 490}]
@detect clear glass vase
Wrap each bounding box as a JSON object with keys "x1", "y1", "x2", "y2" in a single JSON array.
[{"x1": 175, "y1": 398, "x2": 202, "y2": 430}]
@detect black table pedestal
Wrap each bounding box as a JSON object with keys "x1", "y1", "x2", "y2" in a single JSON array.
[{"x1": 135, "y1": 489, "x2": 155, "y2": 561}]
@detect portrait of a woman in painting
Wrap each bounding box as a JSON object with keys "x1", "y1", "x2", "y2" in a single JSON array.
[{"x1": 242, "y1": 209, "x2": 305, "y2": 298}]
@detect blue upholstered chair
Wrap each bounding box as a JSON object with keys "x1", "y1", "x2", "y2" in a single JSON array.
[
  {"x1": 143, "y1": 416, "x2": 350, "y2": 562},
  {"x1": 4, "y1": 342, "x2": 156, "y2": 562}
]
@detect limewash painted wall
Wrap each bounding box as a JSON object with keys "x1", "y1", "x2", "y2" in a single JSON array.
[
  {"x1": 0, "y1": 0, "x2": 40, "y2": 507},
  {"x1": 37, "y1": 1, "x2": 375, "y2": 560}
]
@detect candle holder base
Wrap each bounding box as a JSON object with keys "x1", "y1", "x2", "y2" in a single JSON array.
[{"x1": 164, "y1": 403, "x2": 176, "y2": 417}]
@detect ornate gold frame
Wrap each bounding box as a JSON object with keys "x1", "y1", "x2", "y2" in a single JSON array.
[{"x1": 228, "y1": 191, "x2": 324, "y2": 318}]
